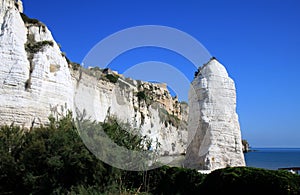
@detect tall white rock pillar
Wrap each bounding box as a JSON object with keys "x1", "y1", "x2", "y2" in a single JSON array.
[{"x1": 185, "y1": 58, "x2": 245, "y2": 170}]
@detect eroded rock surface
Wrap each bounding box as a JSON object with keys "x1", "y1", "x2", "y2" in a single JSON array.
[
  {"x1": 0, "y1": 0, "x2": 187, "y2": 156},
  {"x1": 184, "y1": 58, "x2": 245, "y2": 170}
]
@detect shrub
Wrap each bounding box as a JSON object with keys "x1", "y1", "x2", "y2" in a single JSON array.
[
  {"x1": 0, "y1": 113, "x2": 153, "y2": 194},
  {"x1": 150, "y1": 166, "x2": 205, "y2": 194},
  {"x1": 137, "y1": 91, "x2": 147, "y2": 101},
  {"x1": 1, "y1": 115, "x2": 299, "y2": 194},
  {"x1": 101, "y1": 116, "x2": 151, "y2": 151},
  {"x1": 20, "y1": 13, "x2": 41, "y2": 25},
  {"x1": 70, "y1": 62, "x2": 81, "y2": 71},
  {"x1": 105, "y1": 74, "x2": 119, "y2": 83},
  {"x1": 201, "y1": 166, "x2": 300, "y2": 194},
  {"x1": 25, "y1": 40, "x2": 54, "y2": 54}
]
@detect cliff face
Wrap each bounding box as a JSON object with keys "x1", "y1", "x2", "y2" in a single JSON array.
[
  {"x1": 0, "y1": 0, "x2": 187, "y2": 156},
  {"x1": 0, "y1": 0, "x2": 246, "y2": 170},
  {"x1": 0, "y1": 0, "x2": 74, "y2": 127},
  {"x1": 184, "y1": 59, "x2": 246, "y2": 170},
  {"x1": 74, "y1": 72, "x2": 188, "y2": 155}
]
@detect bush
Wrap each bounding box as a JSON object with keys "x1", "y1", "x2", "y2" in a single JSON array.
[
  {"x1": 0, "y1": 113, "x2": 153, "y2": 194},
  {"x1": 137, "y1": 91, "x2": 147, "y2": 101},
  {"x1": 25, "y1": 40, "x2": 54, "y2": 54},
  {"x1": 70, "y1": 62, "x2": 81, "y2": 71},
  {"x1": 149, "y1": 166, "x2": 205, "y2": 194},
  {"x1": 1, "y1": 114, "x2": 300, "y2": 194},
  {"x1": 112, "y1": 165, "x2": 205, "y2": 194},
  {"x1": 201, "y1": 166, "x2": 300, "y2": 194},
  {"x1": 20, "y1": 13, "x2": 42, "y2": 25},
  {"x1": 105, "y1": 74, "x2": 119, "y2": 83},
  {"x1": 101, "y1": 117, "x2": 151, "y2": 151}
]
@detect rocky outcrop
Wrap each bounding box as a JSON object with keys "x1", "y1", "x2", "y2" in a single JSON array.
[
  {"x1": 73, "y1": 71, "x2": 188, "y2": 155},
  {"x1": 0, "y1": 0, "x2": 187, "y2": 156},
  {"x1": 0, "y1": 0, "x2": 245, "y2": 169},
  {"x1": 242, "y1": 139, "x2": 250, "y2": 153},
  {"x1": 184, "y1": 58, "x2": 245, "y2": 170},
  {"x1": 0, "y1": 0, "x2": 74, "y2": 127}
]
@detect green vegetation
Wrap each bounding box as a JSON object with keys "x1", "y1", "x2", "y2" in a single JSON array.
[
  {"x1": 105, "y1": 74, "x2": 119, "y2": 83},
  {"x1": 0, "y1": 112, "x2": 151, "y2": 194},
  {"x1": 25, "y1": 40, "x2": 54, "y2": 54},
  {"x1": 20, "y1": 13, "x2": 43, "y2": 26},
  {"x1": 101, "y1": 116, "x2": 152, "y2": 151},
  {"x1": 201, "y1": 167, "x2": 300, "y2": 194},
  {"x1": 1, "y1": 114, "x2": 299, "y2": 194},
  {"x1": 70, "y1": 62, "x2": 81, "y2": 71},
  {"x1": 135, "y1": 88, "x2": 154, "y2": 107},
  {"x1": 194, "y1": 68, "x2": 200, "y2": 78},
  {"x1": 64, "y1": 56, "x2": 82, "y2": 71},
  {"x1": 137, "y1": 91, "x2": 147, "y2": 101},
  {"x1": 24, "y1": 39, "x2": 54, "y2": 90}
]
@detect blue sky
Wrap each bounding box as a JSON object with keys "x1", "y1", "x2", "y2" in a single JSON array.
[{"x1": 22, "y1": 0, "x2": 300, "y2": 147}]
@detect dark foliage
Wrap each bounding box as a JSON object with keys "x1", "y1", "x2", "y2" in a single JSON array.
[
  {"x1": 25, "y1": 40, "x2": 54, "y2": 54},
  {"x1": 70, "y1": 62, "x2": 81, "y2": 71},
  {"x1": 101, "y1": 117, "x2": 151, "y2": 151},
  {"x1": 1, "y1": 114, "x2": 300, "y2": 194},
  {"x1": 137, "y1": 91, "x2": 147, "y2": 101},
  {"x1": 105, "y1": 74, "x2": 119, "y2": 83},
  {"x1": 0, "y1": 113, "x2": 107, "y2": 194},
  {"x1": 148, "y1": 166, "x2": 205, "y2": 194},
  {"x1": 201, "y1": 166, "x2": 300, "y2": 195},
  {"x1": 20, "y1": 13, "x2": 41, "y2": 25}
]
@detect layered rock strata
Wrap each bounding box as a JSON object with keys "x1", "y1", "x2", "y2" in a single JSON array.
[
  {"x1": 0, "y1": 0, "x2": 246, "y2": 170},
  {"x1": 0, "y1": 0, "x2": 187, "y2": 156},
  {"x1": 184, "y1": 58, "x2": 245, "y2": 170}
]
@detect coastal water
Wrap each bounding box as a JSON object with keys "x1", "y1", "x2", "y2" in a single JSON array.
[{"x1": 244, "y1": 148, "x2": 300, "y2": 170}]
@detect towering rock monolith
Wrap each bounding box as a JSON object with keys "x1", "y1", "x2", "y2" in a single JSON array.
[{"x1": 184, "y1": 58, "x2": 245, "y2": 171}]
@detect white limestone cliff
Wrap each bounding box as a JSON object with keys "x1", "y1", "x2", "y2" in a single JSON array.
[
  {"x1": 184, "y1": 58, "x2": 245, "y2": 170},
  {"x1": 0, "y1": 0, "x2": 245, "y2": 169},
  {"x1": 0, "y1": 0, "x2": 187, "y2": 156},
  {"x1": 73, "y1": 71, "x2": 188, "y2": 155},
  {"x1": 0, "y1": 0, "x2": 74, "y2": 127}
]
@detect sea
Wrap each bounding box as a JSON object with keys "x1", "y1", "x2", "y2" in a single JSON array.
[{"x1": 244, "y1": 148, "x2": 300, "y2": 170}]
